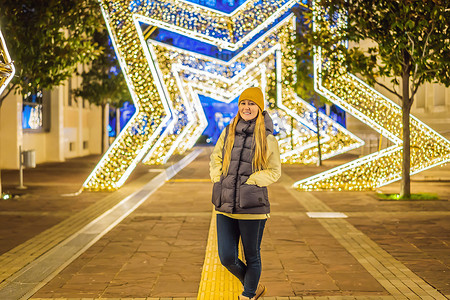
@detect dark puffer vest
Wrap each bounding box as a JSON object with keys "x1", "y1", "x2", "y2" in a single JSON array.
[{"x1": 212, "y1": 112, "x2": 273, "y2": 214}]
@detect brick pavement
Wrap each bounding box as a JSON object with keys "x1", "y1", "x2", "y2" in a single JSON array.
[
  {"x1": 0, "y1": 155, "x2": 158, "y2": 256},
  {"x1": 0, "y1": 148, "x2": 449, "y2": 299}
]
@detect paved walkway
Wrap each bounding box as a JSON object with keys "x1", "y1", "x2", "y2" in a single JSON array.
[{"x1": 0, "y1": 147, "x2": 449, "y2": 299}]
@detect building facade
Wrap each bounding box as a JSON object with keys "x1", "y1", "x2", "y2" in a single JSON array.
[{"x1": 0, "y1": 67, "x2": 102, "y2": 170}]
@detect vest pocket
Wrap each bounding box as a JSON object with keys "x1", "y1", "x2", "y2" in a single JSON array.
[
  {"x1": 239, "y1": 184, "x2": 268, "y2": 208},
  {"x1": 211, "y1": 182, "x2": 222, "y2": 207}
]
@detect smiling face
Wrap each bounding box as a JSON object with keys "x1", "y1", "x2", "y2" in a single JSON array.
[{"x1": 239, "y1": 99, "x2": 260, "y2": 121}]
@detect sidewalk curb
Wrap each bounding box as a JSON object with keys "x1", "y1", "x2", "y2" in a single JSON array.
[{"x1": 0, "y1": 149, "x2": 203, "y2": 300}]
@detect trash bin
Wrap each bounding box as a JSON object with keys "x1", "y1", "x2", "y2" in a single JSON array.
[{"x1": 22, "y1": 149, "x2": 36, "y2": 168}]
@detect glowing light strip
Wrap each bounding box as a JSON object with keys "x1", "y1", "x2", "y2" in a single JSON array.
[
  {"x1": 133, "y1": 1, "x2": 298, "y2": 51},
  {"x1": 142, "y1": 63, "x2": 204, "y2": 164},
  {"x1": 0, "y1": 29, "x2": 15, "y2": 95},
  {"x1": 170, "y1": 65, "x2": 204, "y2": 152},
  {"x1": 171, "y1": 63, "x2": 260, "y2": 102},
  {"x1": 280, "y1": 136, "x2": 331, "y2": 159},
  {"x1": 133, "y1": 16, "x2": 173, "y2": 118},
  {"x1": 229, "y1": 0, "x2": 298, "y2": 51},
  {"x1": 179, "y1": 84, "x2": 209, "y2": 152},
  {"x1": 140, "y1": 42, "x2": 206, "y2": 164},
  {"x1": 137, "y1": 42, "x2": 179, "y2": 164},
  {"x1": 177, "y1": 0, "x2": 253, "y2": 16},
  {"x1": 134, "y1": 0, "x2": 307, "y2": 46},
  {"x1": 83, "y1": 2, "x2": 171, "y2": 190}
]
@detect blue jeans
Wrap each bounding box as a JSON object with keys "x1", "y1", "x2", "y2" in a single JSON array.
[{"x1": 216, "y1": 214, "x2": 266, "y2": 298}]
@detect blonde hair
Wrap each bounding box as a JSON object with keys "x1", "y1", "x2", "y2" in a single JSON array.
[{"x1": 222, "y1": 110, "x2": 268, "y2": 176}]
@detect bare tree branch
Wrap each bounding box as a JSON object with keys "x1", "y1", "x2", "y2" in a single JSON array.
[
  {"x1": 374, "y1": 80, "x2": 402, "y2": 99},
  {"x1": 421, "y1": 23, "x2": 434, "y2": 60},
  {"x1": 410, "y1": 23, "x2": 435, "y2": 98},
  {"x1": 406, "y1": 32, "x2": 419, "y2": 87},
  {"x1": 421, "y1": 68, "x2": 441, "y2": 74}
]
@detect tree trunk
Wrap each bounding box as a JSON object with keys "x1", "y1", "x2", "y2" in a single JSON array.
[
  {"x1": 290, "y1": 116, "x2": 294, "y2": 150},
  {"x1": 315, "y1": 104, "x2": 322, "y2": 166},
  {"x1": 400, "y1": 51, "x2": 412, "y2": 198},
  {"x1": 101, "y1": 103, "x2": 106, "y2": 153}
]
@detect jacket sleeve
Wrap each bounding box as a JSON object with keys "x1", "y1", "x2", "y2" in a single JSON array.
[
  {"x1": 209, "y1": 129, "x2": 226, "y2": 183},
  {"x1": 246, "y1": 134, "x2": 281, "y2": 187}
]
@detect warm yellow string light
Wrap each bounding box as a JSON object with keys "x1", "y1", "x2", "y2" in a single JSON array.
[
  {"x1": 0, "y1": 29, "x2": 15, "y2": 95},
  {"x1": 294, "y1": 1, "x2": 450, "y2": 191}
]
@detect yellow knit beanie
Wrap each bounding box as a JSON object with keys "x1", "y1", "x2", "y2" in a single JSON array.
[{"x1": 238, "y1": 87, "x2": 265, "y2": 111}]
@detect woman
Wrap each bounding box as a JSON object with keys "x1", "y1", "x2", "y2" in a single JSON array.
[{"x1": 209, "y1": 86, "x2": 282, "y2": 300}]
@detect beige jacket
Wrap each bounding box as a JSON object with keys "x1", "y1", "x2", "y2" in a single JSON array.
[{"x1": 209, "y1": 129, "x2": 282, "y2": 187}]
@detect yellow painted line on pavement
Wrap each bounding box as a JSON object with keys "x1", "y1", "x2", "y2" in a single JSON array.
[
  {"x1": 197, "y1": 210, "x2": 242, "y2": 300},
  {"x1": 0, "y1": 149, "x2": 204, "y2": 299}
]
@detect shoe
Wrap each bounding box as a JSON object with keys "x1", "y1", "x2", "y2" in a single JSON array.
[
  {"x1": 238, "y1": 283, "x2": 266, "y2": 300},
  {"x1": 253, "y1": 283, "x2": 266, "y2": 299}
]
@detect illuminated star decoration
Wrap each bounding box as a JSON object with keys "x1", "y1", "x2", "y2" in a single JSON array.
[
  {"x1": 85, "y1": 0, "x2": 361, "y2": 190},
  {"x1": 0, "y1": 29, "x2": 15, "y2": 95},
  {"x1": 132, "y1": 0, "x2": 317, "y2": 166},
  {"x1": 83, "y1": 0, "x2": 301, "y2": 190},
  {"x1": 140, "y1": 21, "x2": 364, "y2": 165},
  {"x1": 139, "y1": 9, "x2": 362, "y2": 165},
  {"x1": 294, "y1": 1, "x2": 450, "y2": 191}
]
